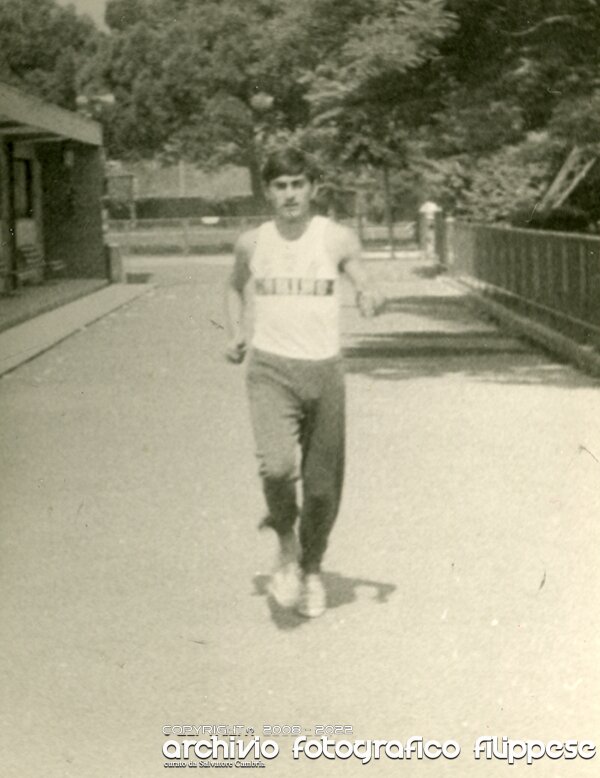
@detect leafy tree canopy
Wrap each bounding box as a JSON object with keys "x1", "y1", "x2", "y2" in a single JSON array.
[
  {"x1": 7, "y1": 0, "x2": 600, "y2": 221},
  {"x1": 0, "y1": 0, "x2": 98, "y2": 109},
  {"x1": 83, "y1": 0, "x2": 459, "y2": 199},
  {"x1": 85, "y1": 0, "x2": 282, "y2": 193},
  {"x1": 405, "y1": 0, "x2": 600, "y2": 220}
]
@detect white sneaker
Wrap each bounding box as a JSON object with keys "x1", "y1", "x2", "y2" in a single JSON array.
[
  {"x1": 267, "y1": 534, "x2": 301, "y2": 608},
  {"x1": 296, "y1": 573, "x2": 326, "y2": 618},
  {"x1": 268, "y1": 558, "x2": 301, "y2": 608}
]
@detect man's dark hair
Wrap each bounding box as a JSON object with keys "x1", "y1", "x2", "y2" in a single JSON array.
[{"x1": 261, "y1": 147, "x2": 319, "y2": 185}]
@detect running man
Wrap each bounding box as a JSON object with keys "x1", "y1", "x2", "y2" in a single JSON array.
[{"x1": 225, "y1": 147, "x2": 384, "y2": 618}]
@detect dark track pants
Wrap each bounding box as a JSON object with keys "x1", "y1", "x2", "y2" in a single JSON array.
[{"x1": 246, "y1": 348, "x2": 345, "y2": 574}]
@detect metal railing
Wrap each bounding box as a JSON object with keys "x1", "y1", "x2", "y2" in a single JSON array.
[
  {"x1": 107, "y1": 215, "x2": 268, "y2": 232},
  {"x1": 445, "y1": 220, "x2": 600, "y2": 343}
]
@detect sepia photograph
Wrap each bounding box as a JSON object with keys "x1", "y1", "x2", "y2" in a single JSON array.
[{"x1": 1, "y1": 0, "x2": 599, "y2": 775}]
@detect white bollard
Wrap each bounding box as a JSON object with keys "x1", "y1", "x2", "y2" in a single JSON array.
[{"x1": 419, "y1": 201, "x2": 441, "y2": 261}]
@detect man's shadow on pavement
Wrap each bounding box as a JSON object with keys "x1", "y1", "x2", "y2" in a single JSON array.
[{"x1": 252, "y1": 572, "x2": 396, "y2": 631}]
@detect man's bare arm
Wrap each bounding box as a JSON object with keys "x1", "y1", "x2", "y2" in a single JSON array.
[
  {"x1": 332, "y1": 224, "x2": 386, "y2": 317},
  {"x1": 224, "y1": 231, "x2": 254, "y2": 363}
]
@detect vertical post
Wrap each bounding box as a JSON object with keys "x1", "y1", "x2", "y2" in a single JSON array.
[
  {"x1": 419, "y1": 201, "x2": 440, "y2": 262},
  {"x1": 0, "y1": 142, "x2": 12, "y2": 292},
  {"x1": 355, "y1": 189, "x2": 365, "y2": 245},
  {"x1": 182, "y1": 217, "x2": 190, "y2": 255},
  {"x1": 4, "y1": 142, "x2": 18, "y2": 293},
  {"x1": 508, "y1": 232, "x2": 516, "y2": 294},
  {"x1": 444, "y1": 216, "x2": 455, "y2": 269},
  {"x1": 544, "y1": 234, "x2": 552, "y2": 308},
  {"x1": 561, "y1": 239, "x2": 569, "y2": 301},
  {"x1": 126, "y1": 173, "x2": 138, "y2": 230},
  {"x1": 382, "y1": 165, "x2": 395, "y2": 259},
  {"x1": 577, "y1": 242, "x2": 585, "y2": 318},
  {"x1": 178, "y1": 159, "x2": 186, "y2": 198},
  {"x1": 532, "y1": 243, "x2": 541, "y2": 300},
  {"x1": 499, "y1": 230, "x2": 506, "y2": 288}
]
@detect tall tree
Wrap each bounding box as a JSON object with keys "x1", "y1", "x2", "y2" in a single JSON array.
[
  {"x1": 0, "y1": 0, "x2": 99, "y2": 109},
  {"x1": 86, "y1": 0, "x2": 458, "y2": 202},
  {"x1": 410, "y1": 0, "x2": 600, "y2": 219},
  {"x1": 84, "y1": 0, "x2": 600, "y2": 221},
  {"x1": 85, "y1": 0, "x2": 281, "y2": 197},
  {"x1": 268, "y1": 0, "x2": 457, "y2": 237}
]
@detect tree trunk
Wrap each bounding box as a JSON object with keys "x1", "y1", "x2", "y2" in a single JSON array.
[
  {"x1": 355, "y1": 189, "x2": 365, "y2": 245},
  {"x1": 383, "y1": 165, "x2": 395, "y2": 259},
  {"x1": 248, "y1": 151, "x2": 266, "y2": 210}
]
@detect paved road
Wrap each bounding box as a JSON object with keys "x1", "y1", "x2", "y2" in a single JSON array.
[{"x1": 2, "y1": 255, "x2": 600, "y2": 777}]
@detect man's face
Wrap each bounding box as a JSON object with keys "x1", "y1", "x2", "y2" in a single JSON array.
[{"x1": 266, "y1": 174, "x2": 315, "y2": 221}]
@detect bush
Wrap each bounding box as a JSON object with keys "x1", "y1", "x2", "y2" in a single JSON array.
[
  {"x1": 104, "y1": 195, "x2": 265, "y2": 220},
  {"x1": 509, "y1": 205, "x2": 592, "y2": 233}
]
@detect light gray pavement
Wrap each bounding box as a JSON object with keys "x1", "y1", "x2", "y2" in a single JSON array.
[
  {"x1": 0, "y1": 278, "x2": 112, "y2": 334},
  {"x1": 1, "y1": 253, "x2": 600, "y2": 777},
  {"x1": 0, "y1": 283, "x2": 150, "y2": 375}
]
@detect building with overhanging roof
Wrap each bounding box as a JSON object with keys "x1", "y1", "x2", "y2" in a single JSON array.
[{"x1": 0, "y1": 81, "x2": 106, "y2": 294}]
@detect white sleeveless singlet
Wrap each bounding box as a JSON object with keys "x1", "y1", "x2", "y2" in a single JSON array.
[{"x1": 249, "y1": 215, "x2": 340, "y2": 360}]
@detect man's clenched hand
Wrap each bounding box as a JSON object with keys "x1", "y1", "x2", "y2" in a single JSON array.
[{"x1": 225, "y1": 334, "x2": 247, "y2": 364}]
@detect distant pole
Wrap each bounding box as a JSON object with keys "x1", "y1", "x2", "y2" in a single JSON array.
[
  {"x1": 130, "y1": 174, "x2": 138, "y2": 229},
  {"x1": 355, "y1": 189, "x2": 365, "y2": 245},
  {"x1": 444, "y1": 215, "x2": 455, "y2": 268},
  {"x1": 382, "y1": 165, "x2": 395, "y2": 259},
  {"x1": 178, "y1": 159, "x2": 186, "y2": 198}
]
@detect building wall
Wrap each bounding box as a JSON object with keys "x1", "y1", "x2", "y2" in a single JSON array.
[{"x1": 38, "y1": 142, "x2": 105, "y2": 278}]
